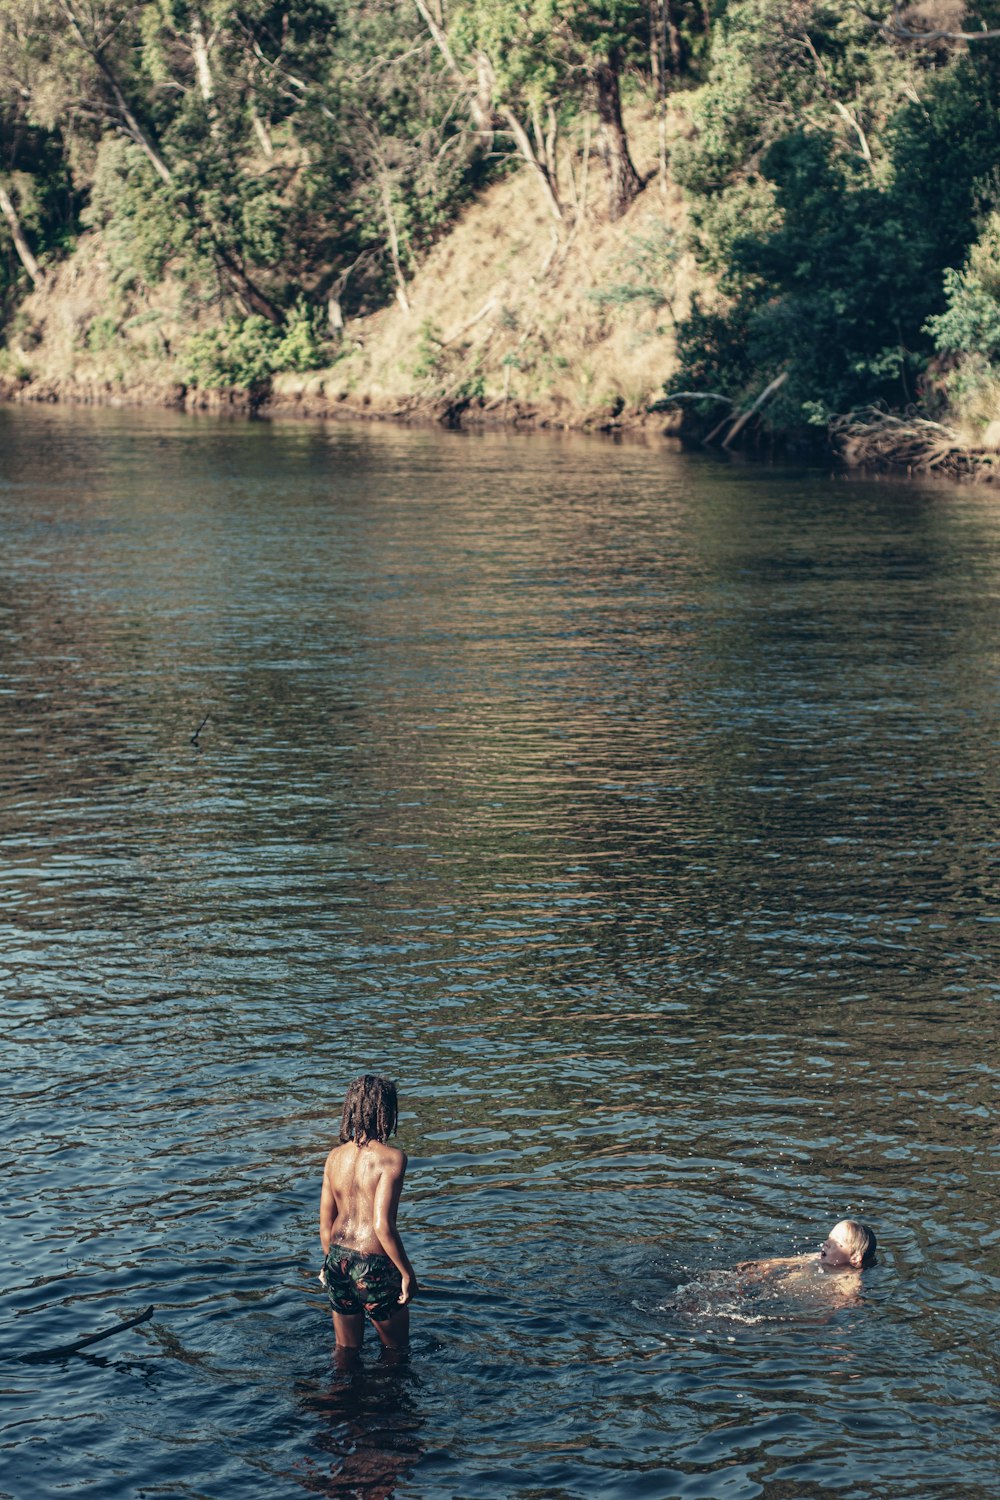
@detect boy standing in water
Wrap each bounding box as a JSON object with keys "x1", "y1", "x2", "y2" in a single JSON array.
[{"x1": 319, "y1": 1074, "x2": 418, "y2": 1351}]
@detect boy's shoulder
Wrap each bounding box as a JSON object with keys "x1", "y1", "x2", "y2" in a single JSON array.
[
  {"x1": 373, "y1": 1140, "x2": 407, "y2": 1172},
  {"x1": 325, "y1": 1139, "x2": 406, "y2": 1170}
]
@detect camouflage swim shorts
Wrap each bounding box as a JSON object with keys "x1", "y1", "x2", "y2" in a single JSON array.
[{"x1": 322, "y1": 1245, "x2": 403, "y2": 1320}]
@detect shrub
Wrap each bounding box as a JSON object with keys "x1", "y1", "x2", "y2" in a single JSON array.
[
  {"x1": 926, "y1": 211, "x2": 1000, "y2": 364},
  {"x1": 85, "y1": 315, "x2": 119, "y2": 353},
  {"x1": 184, "y1": 301, "x2": 327, "y2": 391}
]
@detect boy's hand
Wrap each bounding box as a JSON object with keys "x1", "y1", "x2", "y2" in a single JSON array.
[{"x1": 399, "y1": 1271, "x2": 417, "y2": 1305}]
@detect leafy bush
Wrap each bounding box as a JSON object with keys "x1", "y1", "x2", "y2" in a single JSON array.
[
  {"x1": 184, "y1": 302, "x2": 327, "y2": 391},
  {"x1": 274, "y1": 301, "x2": 329, "y2": 372},
  {"x1": 85, "y1": 315, "x2": 119, "y2": 352},
  {"x1": 83, "y1": 138, "x2": 187, "y2": 292},
  {"x1": 669, "y1": 9, "x2": 1000, "y2": 431},
  {"x1": 411, "y1": 320, "x2": 444, "y2": 381},
  {"x1": 926, "y1": 211, "x2": 1000, "y2": 363},
  {"x1": 672, "y1": 131, "x2": 930, "y2": 426}
]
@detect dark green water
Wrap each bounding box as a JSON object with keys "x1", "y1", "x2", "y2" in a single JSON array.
[{"x1": 1, "y1": 405, "x2": 997, "y2": 1499}]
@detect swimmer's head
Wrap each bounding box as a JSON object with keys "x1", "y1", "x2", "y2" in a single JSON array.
[
  {"x1": 819, "y1": 1218, "x2": 877, "y2": 1270},
  {"x1": 340, "y1": 1074, "x2": 399, "y2": 1144}
]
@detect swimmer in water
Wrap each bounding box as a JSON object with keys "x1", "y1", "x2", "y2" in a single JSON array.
[
  {"x1": 737, "y1": 1218, "x2": 877, "y2": 1286},
  {"x1": 318, "y1": 1074, "x2": 418, "y2": 1351}
]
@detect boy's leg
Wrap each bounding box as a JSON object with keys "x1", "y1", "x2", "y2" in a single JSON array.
[
  {"x1": 370, "y1": 1305, "x2": 409, "y2": 1351},
  {"x1": 331, "y1": 1310, "x2": 365, "y2": 1348}
]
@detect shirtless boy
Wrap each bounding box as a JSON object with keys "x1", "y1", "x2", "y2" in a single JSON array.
[
  {"x1": 319, "y1": 1074, "x2": 418, "y2": 1351},
  {"x1": 739, "y1": 1218, "x2": 877, "y2": 1282}
]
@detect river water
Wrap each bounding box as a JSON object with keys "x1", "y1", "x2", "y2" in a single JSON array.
[{"x1": 1, "y1": 405, "x2": 997, "y2": 1500}]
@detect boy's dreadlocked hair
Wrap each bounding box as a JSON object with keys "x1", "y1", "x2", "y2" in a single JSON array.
[{"x1": 339, "y1": 1074, "x2": 399, "y2": 1144}]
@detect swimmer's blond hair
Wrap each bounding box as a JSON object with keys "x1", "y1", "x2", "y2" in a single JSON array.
[{"x1": 838, "y1": 1219, "x2": 877, "y2": 1267}]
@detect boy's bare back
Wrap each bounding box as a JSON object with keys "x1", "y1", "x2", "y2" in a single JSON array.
[{"x1": 320, "y1": 1138, "x2": 407, "y2": 1259}]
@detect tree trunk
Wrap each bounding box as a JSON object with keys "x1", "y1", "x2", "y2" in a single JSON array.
[
  {"x1": 651, "y1": 2, "x2": 668, "y2": 197},
  {"x1": 213, "y1": 242, "x2": 284, "y2": 323},
  {"x1": 593, "y1": 62, "x2": 641, "y2": 221},
  {"x1": 0, "y1": 184, "x2": 42, "y2": 285},
  {"x1": 61, "y1": 0, "x2": 282, "y2": 324},
  {"x1": 579, "y1": 113, "x2": 592, "y2": 220},
  {"x1": 191, "y1": 14, "x2": 214, "y2": 105},
  {"x1": 544, "y1": 105, "x2": 559, "y2": 190},
  {"x1": 60, "y1": 0, "x2": 173, "y2": 183},
  {"x1": 379, "y1": 175, "x2": 410, "y2": 312},
  {"x1": 412, "y1": 0, "x2": 463, "y2": 80},
  {"x1": 250, "y1": 107, "x2": 274, "y2": 158},
  {"x1": 666, "y1": 1, "x2": 682, "y2": 71},
  {"x1": 472, "y1": 53, "x2": 495, "y2": 146}
]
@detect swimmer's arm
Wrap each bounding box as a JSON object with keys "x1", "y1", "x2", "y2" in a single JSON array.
[
  {"x1": 319, "y1": 1160, "x2": 338, "y2": 1257},
  {"x1": 373, "y1": 1152, "x2": 418, "y2": 1305},
  {"x1": 737, "y1": 1253, "x2": 817, "y2": 1276}
]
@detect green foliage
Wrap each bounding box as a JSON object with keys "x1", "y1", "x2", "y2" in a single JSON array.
[
  {"x1": 670, "y1": 1, "x2": 1000, "y2": 431},
  {"x1": 275, "y1": 300, "x2": 328, "y2": 370},
  {"x1": 185, "y1": 316, "x2": 280, "y2": 390},
  {"x1": 184, "y1": 301, "x2": 327, "y2": 390},
  {"x1": 83, "y1": 138, "x2": 187, "y2": 292},
  {"x1": 674, "y1": 130, "x2": 931, "y2": 424},
  {"x1": 0, "y1": 112, "x2": 75, "y2": 318},
  {"x1": 929, "y1": 276, "x2": 1000, "y2": 367},
  {"x1": 926, "y1": 208, "x2": 1000, "y2": 415},
  {"x1": 888, "y1": 46, "x2": 1000, "y2": 303},
  {"x1": 589, "y1": 221, "x2": 682, "y2": 313},
  {"x1": 452, "y1": 370, "x2": 486, "y2": 401},
  {"x1": 673, "y1": 0, "x2": 913, "y2": 198},
  {"x1": 411, "y1": 320, "x2": 445, "y2": 381},
  {"x1": 7, "y1": 0, "x2": 1000, "y2": 447},
  {"x1": 85, "y1": 315, "x2": 119, "y2": 352}
]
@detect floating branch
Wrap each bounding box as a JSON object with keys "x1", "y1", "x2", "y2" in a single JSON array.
[{"x1": 11, "y1": 1305, "x2": 155, "y2": 1364}]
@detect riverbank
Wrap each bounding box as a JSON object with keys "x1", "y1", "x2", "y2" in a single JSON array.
[
  {"x1": 1, "y1": 108, "x2": 690, "y2": 438},
  {"x1": 8, "y1": 361, "x2": 1000, "y2": 483},
  {"x1": 3, "y1": 100, "x2": 999, "y2": 481}
]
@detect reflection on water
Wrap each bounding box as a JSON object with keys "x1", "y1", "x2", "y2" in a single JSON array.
[
  {"x1": 296, "y1": 1353, "x2": 424, "y2": 1499},
  {"x1": 1, "y1": 404, "x2": 998, "y2": 1499}
]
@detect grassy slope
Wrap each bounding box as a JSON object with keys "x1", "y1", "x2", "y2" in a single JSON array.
[
  {"x1": 275, "y1": 110, "x2": 694, "y2": 431},
  {"x1": 0, "y1": 107, "x2": 693, "y2": 432}
]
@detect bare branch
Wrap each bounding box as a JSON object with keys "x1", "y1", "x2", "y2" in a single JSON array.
[
  {"x1": 801, "y1": 30, "x2": 875, "y2": 175},
  {"x1": 412, "y1": 0, "x2": 466, "y2": 83},
  {"x1": 0, "y1": 183, "x2": 43, "y2": 284},
  {"x1": 721, "y1": 370, "x2": 789, "y2": 448}
]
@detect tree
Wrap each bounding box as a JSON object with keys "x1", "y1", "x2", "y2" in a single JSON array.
[{"x1": 0, "y1": 0, "x2": 78, "y2": 296}]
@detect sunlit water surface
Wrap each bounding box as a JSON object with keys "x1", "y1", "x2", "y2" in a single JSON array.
[{"x1": 1, "y1": 405, "x2": 997, "y2": 1500}]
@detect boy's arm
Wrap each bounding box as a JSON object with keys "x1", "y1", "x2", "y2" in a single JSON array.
[
  {"x1": 319, "y1": 1159, "x2": 338, "y2": 1258},
  {"x1": 373, "y1": 1152, "x2": 418, "y2": 1305}
]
